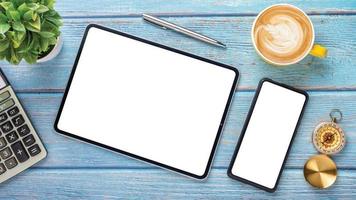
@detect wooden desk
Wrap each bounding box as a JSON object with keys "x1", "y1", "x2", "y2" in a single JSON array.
[{"x1": 0, "y1": 0, "x2": 355, "y2": 198}]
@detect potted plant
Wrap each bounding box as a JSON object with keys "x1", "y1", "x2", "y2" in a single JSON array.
[{"x1": 0, "y1": 0, "x2": 62, "y2": 65}]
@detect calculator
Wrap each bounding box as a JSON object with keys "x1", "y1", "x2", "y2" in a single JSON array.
[{"x1": 0, "y1": 70, "x2": 47, "y2": 183}]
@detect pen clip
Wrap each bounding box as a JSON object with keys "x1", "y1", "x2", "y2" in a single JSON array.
[
  {"x1": 143, "y1": 18, "x2": 167, "y2": 30},
  {"x1": 142, "y1": 14, "x2": 226, "y2": 48}
]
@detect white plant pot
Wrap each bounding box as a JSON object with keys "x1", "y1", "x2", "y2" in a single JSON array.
[{"x1": 37, "y1": 35, "x2": 63, "y2": 63}]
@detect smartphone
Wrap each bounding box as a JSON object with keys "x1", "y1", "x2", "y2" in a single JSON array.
[{"x1": 227, "y1": 78, "x2": 308, "y2": 192}]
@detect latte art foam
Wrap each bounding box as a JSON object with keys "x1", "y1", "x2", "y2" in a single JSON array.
[
  {"x1": 258, "y1": 15, "x2": 304, "y2": 56},
  {"x1": 253, "y1": 5, "x2": 313, "y2": 65}
]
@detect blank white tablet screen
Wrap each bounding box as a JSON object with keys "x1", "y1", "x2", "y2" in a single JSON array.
[
  {"x1": 231, "y1": 81, "x2": 306, "y2": 189},
  {"x1": 56, "y1": 26, "x2": 237, "y2": 177}
]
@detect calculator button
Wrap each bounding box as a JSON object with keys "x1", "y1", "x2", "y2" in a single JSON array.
[
  {"x1": 0, "y1": 99, "x2": 14, "y2": 113},
  {"x1": 0, "y1": 163, "x2": 6, "y2": 175},
  {"x1": 17, "y1": 124, "x2": 30, "y2": 137},
  {"x1": 4, "y1": 157, "x2": 17, "y2": 169},
  {"x1": 0, "y1": 113, "x2": 7, "y2": 123},
  {"x1": 12, "y1": 115, "x2": 25, "y2": 127},
  {"x1": 1, "y1": 121, "x2": 13, "y2": 133},
  {"x1": 0, "y1": 137, "x2": 6, "y2": 149},
  {"x1": 5, "y1": 131, "x2": 18, "y2": 143},
  {"x1": 0, "y1": 91, "x2": 10, "y2": 103},
  {"x1": 23, "y1": 135, "x2": 36, "y2": 147},
  {"x1": 7, "y1": 106, "x2": 19, "y2": 117},
  {"x1": 11, "y1": 141, "x2": 29, "y2": 163},
  {"x1": 0, "y1": 147, "x2": 12, "y2": 160},
  {"x1": 28, "y1": 144, "x2": 41, "y2": 157}
]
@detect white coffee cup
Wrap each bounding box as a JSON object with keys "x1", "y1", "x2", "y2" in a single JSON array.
[{"x1": 251, "y1": 4, "x2": 327, "y2": 66}]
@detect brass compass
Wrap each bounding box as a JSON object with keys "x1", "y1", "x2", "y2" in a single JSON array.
[
  {"x1": 304, "y1": 109, "x2": 346, "y2": 189},
  {"x1": 304, "y1": 154, "x2": 337, "y2": 189},
  {"x1": 312, "y1": 109, "x2": 346, "y2": 155}
]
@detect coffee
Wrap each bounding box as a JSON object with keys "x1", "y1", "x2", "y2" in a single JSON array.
[{"x1": 252, "y1": 5, "x2": 314, "y2": 65}]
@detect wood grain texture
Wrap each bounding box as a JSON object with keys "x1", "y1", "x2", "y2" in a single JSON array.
[
  {"x1": 0, "y1": 0, "x2": 355, "y2": 197},
  {"x1": 1, "y1": 16, "x2": 356, "y2": 91},
  {"x1": 16, "y1": 91, "x2": 356, "y2": 169},
  {"x1": 54, "y1": 0, "x2": 356, "y2": 16},
  {"x1": 0, "y1": 169, "x2": 355, "y2": 199}
]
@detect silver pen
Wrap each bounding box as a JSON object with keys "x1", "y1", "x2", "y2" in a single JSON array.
[{"x1": 142, "y1": 14, "x2": 226, "y2": 48}]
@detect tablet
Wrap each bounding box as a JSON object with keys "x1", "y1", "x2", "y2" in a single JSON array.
[
  {"x1": 227, "y1": 79, "x2": 308, "y2": 192},
  {"x1": 55, "y1": 24, "x2": 239, "y2": 179}
]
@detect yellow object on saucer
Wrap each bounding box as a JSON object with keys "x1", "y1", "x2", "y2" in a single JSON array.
[{"x1": 309, "y1": 44, "x2": 328, "y2": 58}]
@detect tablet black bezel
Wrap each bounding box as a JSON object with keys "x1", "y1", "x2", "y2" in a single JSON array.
[
  {"x1": 227, "y1": 78, "x2": 308, "y2": 192},
  {"x1": 54, "y1": 24, "x2": 239, "y2": 179}
]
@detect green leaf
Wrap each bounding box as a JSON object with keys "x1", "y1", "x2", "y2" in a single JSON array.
[
  {"x1": 0, "y1": 34, "x2": 5, "y2": 41},
  {"x1": 25, "y1": 23, "x2": 39, "y2": 32},
  {"x1": 46, "y1": 16, "x2": 62, "y2": 27},
  {"x1": 27, "y1": 3, "x2": 40, "y2": 11},
  {"x1": 38, "y1": 31, "x2": 55, "y2": 38},
  {"x1": 5, "y1": 7, "x2": 16, "y2": 21},
  {"x1": 23, "y1": 52, "x2": 37, "y2": 64},
  {"x1": 23, "y1": 8, "x2": 38, "y2": 21},
  {"x1": 25, "y1": 16, "x2": 41, "y2": 32},
  {"x1": 16, "y1": 30, "x2": 26, "y2": 41},
  {"x1": 0, "y1": 52, "x2": 5, "y2": 60},
  {"x1": 0, "y1": 12, "x2": 7, "y2": 23},
  {"x1": 17, "y1": 35, "x2": 31, "y2": 53},
  {"x1": 0, "y1": 2, "x2": 13, "y2": 10},
  {"x1": 12, "y1": 21, "x2": 25, "y2": 32},
  {"x1": 0, "y1": 24, "x2": 10, "y2": 34},
  {"x1": 7, "y1": 31, "x2": 25, "y2": 48},
  {"x1": 41, "y1": 20, "x2": 55, "y2": 30},
  {"x1": 10, "y1": 47, "x2": 21, "y2": 64},
  {"x1": 6, "y1": 31, "x2": 19, "y2": 48},
  {"x1": 0, "y1": 39, "x2": 9, "y2": 52},
  {"x1": 18, "y1": 3, "x2": 30, "y2": 15},
  {"x1": 31, "y1": 16, "x2": 41, "y2": 29},
  {"x1": 30, "y1": 33, "x2": 40, "y2": 52},
  {"x1": 32, "y1": 12, "x2": 38, "y2": 21},
  {"x1": 9, "y1": 10, "x2": 20, "y2": 21},
  {"x1": 12, "y1": 0, "x2": 26, "y2": 8},
  {"x1": 48, "y1": 36, "x2": 57, "y2": 45},
  {"x1": 2, "y1": 49, "x2": 10, "y2": 62},
  {"x1": 45, "y1": 0, "x2": 55, "y2": 9},
  {"x1": 36, "y1": 5, "x2": 49, "y2": 13},
  {"x1": 23, "y1": 10, "x2": 33, "y2": 21},
  {"x1": 40, "y1": 37, "x2": 49, "y2": 51},
  {"x1": 44, "y1": 9, "x2": 57, "y2": 17}
]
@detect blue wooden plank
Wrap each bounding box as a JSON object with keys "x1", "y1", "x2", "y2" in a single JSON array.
[
  {"x1": 1, "y1": 16, "x2": 356, "y2": 91},
  {"x1": 15, "y1": 91, "x2": 356, "y2": 169},
  {"x1": 55, "y1": 0, "x2": 356, "y2": 17},
  {"x1": 0, "y1": 168, "x2": 355, "y2": 198},
  {"x1": 0, "y1": 0, "x2": 354, "y2": 198}
]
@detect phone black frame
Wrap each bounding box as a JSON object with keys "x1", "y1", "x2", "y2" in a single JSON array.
[
  {"x1": 227, "y1": 78, "x2": 308, "y2": 192},
  {"x1": 54, "y1": 24, "x2": 239, "y2": 180}
]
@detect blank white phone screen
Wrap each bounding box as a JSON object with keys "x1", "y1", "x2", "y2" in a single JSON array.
[
  {"x1": 231, "y1": 81, "x2": 306, "y2": 189},
  {"x1": 56, "y1": 27, "x2": 237, "y2": 177}
]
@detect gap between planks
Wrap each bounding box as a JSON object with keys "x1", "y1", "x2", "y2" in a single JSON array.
[
  {"x1": 28, "y1": 166, "x2": 356, "y2": 170},
  {"x1": 11, "y1": 88, "x2": 356, "y2": 94},
  {"x1": 60, "y1": 10, "x2": 356, "y2": 19}
]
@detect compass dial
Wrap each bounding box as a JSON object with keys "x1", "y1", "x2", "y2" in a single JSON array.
[{"x1": 313, "y1": 122, "x2": 346, "y2": 154}]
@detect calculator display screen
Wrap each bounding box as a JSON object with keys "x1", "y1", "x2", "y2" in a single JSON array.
[
  {"x1": 55, "y1": 25, "x2": 238, "y2": 179},
  {"x1": 0, "y1": 73, "x2": 8, "y2": 90}
]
